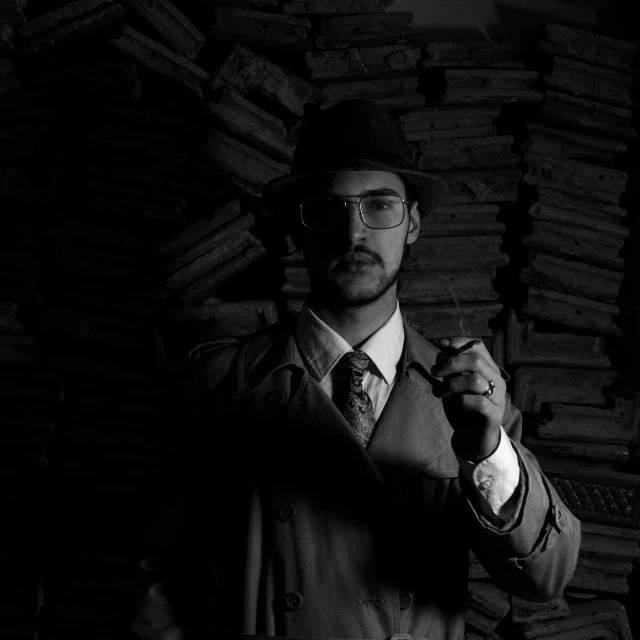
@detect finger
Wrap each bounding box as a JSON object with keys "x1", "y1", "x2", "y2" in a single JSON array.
[
  {"x1": 436, "y1": 372, "x2": 501, "y2": 398},
  {"x1": 432, "y1": 350, "x2": 501, "y2": 380}
]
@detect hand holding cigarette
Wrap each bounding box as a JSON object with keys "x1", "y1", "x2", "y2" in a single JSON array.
[{"x1": 430, "y1": 337, "x2": 506, "y2": 462}]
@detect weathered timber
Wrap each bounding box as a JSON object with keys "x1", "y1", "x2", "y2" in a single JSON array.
[
  {"x1": 162, "y1": 213, "x2": 254, "y2": 276},
  {"x1": 581, "y1": 521, "x2": 640, "y2": 558},
  {"x1": 155, "y1": 199, "x2": 241, "y2": 258},
  {"x1": 541, "y1": 22, "x2": 640, "y2": 72},
  {"x1": 210, "y1": 7, "x2": 312, "y2": 50},
  {"x1": 196, "y1": 0, "x2": 278, "y2": 10},
  {"x1": 466, "y1": 582, "x2": 511, "y2": 633},
  {"x1": 536, "y1": 186, "x2": 627, "y2": 222},
  {"x1": 83, "y1": 131, "x2": 190, "y2": 170},
  {"x1": 0, "y1": 301, "x2": 22, "y2": 333},
  {"x1": 163, "y1": 299, "x2": 277, "y2": 326},
  {"x1": 521, "y1": 599, "x2": 632, "y2": 640},
  {"x1": 315, "y1": 27, "x2": 428, "y2": 50},
  {"x1": 322, "y1": 76, "x2": 419, "y2": 102},
  {"x1": 524, "y1": 122, "x2": 627, "y2": 163},
  {"x1": 513, "y1": 367, "x2": 618, "y2": 413},
  {"x1": 524, "y1": 152, "x2": 628, "y2": 201},
  {"x1": 319, "y1": 10, "x2": 412, "y2": 35},
  {"x1": 397, "y1": 269, "x2": 498, "y2": 304},
  {"x1": 283, "y1": 0, "x2": 386, "y2": 15},
  {"x1": 538, "y1": 91, "x2": 636, "y2": 142},
  {"x1": 577, "y1": 556, "x2": 633, "y2": 577},
  {"x1": 506, "y1": 311, "x2": 611, "y2": 369},
  {"x1": 281, "y1": 266, "x2": 310, "y2": 299},
  {"x1": 406, "y1": 125, "x2": 496, "y2": 142},
  {"x1": 402, "y1": 235, "x2": 506, "y2": 271},
  {"x1": 528, "y1": 201, "x2": 629, "y2": 240},
  {"x1": 511, "y1": 595, "x2": 569, "y2": 624},
  {"x1": 468, "y1": 550, "x2": 490, "y2": 580},
  {"x1": 544, "y1": 57, "x2": 637, "y2": 108},
  {"x1": 422, "y1": 42, "x2": 525, "y2": 68},
  {"x1": 120, "y1": 0, "x2": 205, "y2": 60},
  {"x1": 438, "y1": 88, "x2": 543, "y2": 105},
  {"x1": 521, "y1": 287, "x2": 622, "y2": 336},
  {"x1": 399, "y1": 105, "x2": 499, "y2": 131},
  {"x1": 19, "y1": 0, "x2": 112, "y2": 38},
  {"x1": 0, "y1": 369, "x2": 63, "y2": 403},
  {"x1": 538, "y1": 401, "x2": 638, "y2": 446},
  {"x1": 434, "y1": 169, "x2": 521, "y2": 204},
  {"x1": 323, "y1": 93, "x2": 425, "y2": 112},
  {"x1": 443, "y1": 68, "x2": 538, "y2": 89},
  {"x1": 522, "y1": 220, "x2": 625, "y2": 271},
  {"x1": 524, "y1": 437, "x2": 629, "y2": 463},
  {"x1": 551, "y1": 469, "x2": 640, "y2": 527},
  {"x1": 176, "y1": 243, "x2": 266, "y2": 305},
  {"x1": 421, "y1": 204, "x2": 503, "y2": 236},
  {"x1": 21, "y1": 3, "x2": 127, "y2": 55},
  {"x1": 202, "y1": 91, "x2": 295, "y2": 163},
  {"x1": 109, "y1": 26, "x2": 209, "y2": 99},
  {"x1": 304, "y1": 45, "x2": 420, "y2": 82},
  {"x1": 198, "y1": 129, "x2": 289, "y2": 198},
  {"x1": 209, "y1": 43, "x2": 325, "y2": 117},
  {"x1": 416, "y1": 135, "x2": 518, "y2": 171},
  {"x1": 568, "y1": 565, "x2": 630, "y2": 595},
  {"x1": 401, "y1": 302, "x2": 502, "y2": 338},
  {"x1": 166, "y1": 230, "x2": 258, "y2": 291}
]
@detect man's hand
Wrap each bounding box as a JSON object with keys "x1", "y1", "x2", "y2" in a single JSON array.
[{"x1": 430, "y1": 337, "x2": 506, "y2": 463}]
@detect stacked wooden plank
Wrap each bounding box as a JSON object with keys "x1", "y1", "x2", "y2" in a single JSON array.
[
  {"x1": 299, "y1": 2, "x2": 428, "y2": 112},
  {"x1": 79, "y1": 100, "x2": 197, "y2": 228},
  {"x1": 155, "y1": 198, "x2": 267, "y2": 306},
  {"x1": 396, "y1": 44, "x2": 531, "y2": 339},
  {"x1": 39, "y1": 552, "x2": 135, "y2": 639},
  {"x1": 0, "y1": 553, "x2": 42, "y2": 640},
  {"x1": 511, "y1": 23, "x2": 639, "y2": 476},
  {"x1": 17, "y1": 0, "x2": 127, "y2": 55}
]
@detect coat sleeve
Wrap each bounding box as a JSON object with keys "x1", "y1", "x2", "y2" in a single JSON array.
[
  {"x1": 127, "y1": 342, "x2": 242, "y2": 639},
  {"x1": 462, "y1": 393, "x2": 581, "y2": 602}
]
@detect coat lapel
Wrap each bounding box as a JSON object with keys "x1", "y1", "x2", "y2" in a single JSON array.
[{"x1": 366, "y1": 324, "x2": 460, "y2": 492}]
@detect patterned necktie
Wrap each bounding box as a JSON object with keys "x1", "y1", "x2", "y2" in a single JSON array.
[{"x1": 336, "y1": 350, "x2": 376, "y2": 447}]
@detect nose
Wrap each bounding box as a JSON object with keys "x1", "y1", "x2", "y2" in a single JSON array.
[{"x1": 343, "y1": 201, "x2": 368, "y2": 243}]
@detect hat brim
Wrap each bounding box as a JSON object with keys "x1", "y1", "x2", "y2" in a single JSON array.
[{"x1": 263, "y1": 161, "x2": 449, "y2": 217}]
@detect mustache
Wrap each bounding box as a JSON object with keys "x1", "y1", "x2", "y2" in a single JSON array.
[{"x1": 335, "y1": 246, "x2": 385, "y2": 267}]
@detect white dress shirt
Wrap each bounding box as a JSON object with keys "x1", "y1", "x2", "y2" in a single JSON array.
[{"x1": 295, "y1": 301, "x2": 522, "y2": 524}]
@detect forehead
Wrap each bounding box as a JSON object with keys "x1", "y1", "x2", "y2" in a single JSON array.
[{"x1": 307, "y1": 171, "x2": 406, "y2": 196}]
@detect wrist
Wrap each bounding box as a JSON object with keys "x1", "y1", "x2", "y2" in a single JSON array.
[{"x1": 452, "y1": 425, "x2": 501, "y2": 463}]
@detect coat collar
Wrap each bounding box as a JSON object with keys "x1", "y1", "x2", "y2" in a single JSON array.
[{"x1": 236, "y1": 317, "x2": 459, "y2": 489}]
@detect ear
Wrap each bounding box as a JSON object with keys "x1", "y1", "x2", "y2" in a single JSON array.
[{"x1": 405, "y1": 202, "x2": 420, "y2": 245}]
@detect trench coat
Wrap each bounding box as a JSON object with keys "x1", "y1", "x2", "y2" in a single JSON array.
[{"x1": 130, "y1": 316, "x2": 581, "y2": 640}]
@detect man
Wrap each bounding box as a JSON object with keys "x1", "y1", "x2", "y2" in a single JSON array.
[{"x1": 131, "y1": 100, "x2": 580, "y2": 640}]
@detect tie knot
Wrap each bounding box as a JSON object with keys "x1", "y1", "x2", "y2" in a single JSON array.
[{"x1": 342, "y1": 350, "x2": 370, "y2": 374}]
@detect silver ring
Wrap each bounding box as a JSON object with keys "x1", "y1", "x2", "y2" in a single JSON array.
[{"x1": 483, "y1": 380, "x2": 495, "y2": 397}]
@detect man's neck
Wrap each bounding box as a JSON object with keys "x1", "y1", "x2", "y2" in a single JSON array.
[{"x1": 308, "y1": 289, "x2": 398, "y2": 348}]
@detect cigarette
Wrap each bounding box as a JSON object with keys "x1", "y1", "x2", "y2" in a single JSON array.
[{"x1": 447, "y1": 338, "x2": 481, "y2": 355}]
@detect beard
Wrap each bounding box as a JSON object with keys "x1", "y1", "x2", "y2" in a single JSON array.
[{"x1": 307, "y1": 245, "x2": 404, "y2": 308}]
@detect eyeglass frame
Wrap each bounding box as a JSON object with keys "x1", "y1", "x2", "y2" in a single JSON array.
[{"x1": 299, "y1": 194, "x2": 417, "y2": 231}]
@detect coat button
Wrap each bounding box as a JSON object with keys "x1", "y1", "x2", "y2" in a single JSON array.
[
  {"x1": 399, "y1": 590, "x2": 414, "y2": 610},
  {"x1": 276, "y1": 503, "x2": 296, "y2": 522},
  {"x1": 284, "y1": 591, "x2": 303, "y2": 611},
  {"x1": 265, "y1": 389, "x2": 287, "y2": 407}
]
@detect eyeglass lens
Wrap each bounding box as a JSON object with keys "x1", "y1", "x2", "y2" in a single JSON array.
[{"x1": 301, "y1": 196, "x2": 405, "y2": 230}]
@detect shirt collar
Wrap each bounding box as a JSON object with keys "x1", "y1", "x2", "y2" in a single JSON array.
[{"x1": 295, "y1": 301, "x2": 404, "y2": 385}]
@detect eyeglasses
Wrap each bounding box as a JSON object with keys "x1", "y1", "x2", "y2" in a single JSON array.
[{"x1": 300, "y1": 195, "x2": 415, "y2": 231}]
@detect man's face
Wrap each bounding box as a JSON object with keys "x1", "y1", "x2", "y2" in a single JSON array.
[{"x1": 297, "y1": 171, "x2": 420, "y2": 307}]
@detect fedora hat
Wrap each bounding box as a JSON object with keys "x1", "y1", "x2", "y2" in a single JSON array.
[{"x1": 263, "y1": 100, "x2": 448, "y2": 216}]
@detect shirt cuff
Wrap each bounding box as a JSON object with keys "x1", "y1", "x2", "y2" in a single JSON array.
[{"x1": 455, "y1": 426, "x2": 522, "y2": 524}]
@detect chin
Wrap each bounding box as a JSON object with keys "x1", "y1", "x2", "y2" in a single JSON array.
[{"x1": 311, "y1": 274, "x2": 398, "y2": 307}]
